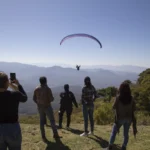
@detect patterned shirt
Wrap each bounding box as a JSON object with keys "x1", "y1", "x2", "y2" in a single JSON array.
[{"x1": 81, "y1": 85, "x2": 97, "y2": 104}]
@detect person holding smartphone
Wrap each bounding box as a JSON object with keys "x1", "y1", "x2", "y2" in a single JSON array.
[{"x1": 0, "y1": 72, "x2": 28, "y2": 150}]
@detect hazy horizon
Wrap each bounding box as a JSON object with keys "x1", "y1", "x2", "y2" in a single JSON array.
[
  {"x1": 0, "y1": 61, "x2": 147, "y2": 75},
  {"x1": 0, "y1": 61, "x2": 148, "y2": 68}
]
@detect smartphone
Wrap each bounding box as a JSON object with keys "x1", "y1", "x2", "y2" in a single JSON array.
[{"x1": 10, "y1": 73, "x2": 16, "y2": 81}]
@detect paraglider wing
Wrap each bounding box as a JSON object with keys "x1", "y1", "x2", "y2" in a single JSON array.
[{"x1": 60, "y1": 33, "x2": 102, "y2": 48}]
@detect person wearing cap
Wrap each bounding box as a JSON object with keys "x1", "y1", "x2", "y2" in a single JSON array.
[
  {"x1": 58, "y1": 84, "x2": 78, "y2": 129},
  {"x1": 33, "y1": 76, "x2": 61, "y2": 142},
  {"x1": 80, "y1": 77, "x2": 97, "y2": 136}
]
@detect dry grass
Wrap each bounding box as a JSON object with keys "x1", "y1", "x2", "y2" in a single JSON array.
[{"x1": 21, "y1": 123, "x2": 150, "y2": 150}]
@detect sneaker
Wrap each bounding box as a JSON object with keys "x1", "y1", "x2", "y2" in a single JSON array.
[
  {"x1": 88, "y1": 131, "x2": 94, "y2": 135},
  {"x1": 80, "y1": 132, "x2": 88, "y2": 137}
]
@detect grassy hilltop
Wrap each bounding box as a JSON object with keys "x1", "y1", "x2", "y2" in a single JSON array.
[
  {"x1": 20, "y1": 99, "x2": 150, "y2": 150},
  {"x1": 21, "y1": 123, "x2": 150, "y2": 150},
  {"x1": 20, "y1": 68, "x2": 150, "y2": 150}
]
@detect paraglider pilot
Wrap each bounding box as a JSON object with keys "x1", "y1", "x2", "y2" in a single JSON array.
[{"x1": 76, "y1": 65, "x2": 80, "y2": 71}]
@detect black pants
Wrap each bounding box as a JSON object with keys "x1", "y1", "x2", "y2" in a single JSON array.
[
  {"x1": 59, "y1": 107, "x2": 73, "y2": 127},
  {"x1": 43, "y1": 113, "x2": 47, "y2": 125}
]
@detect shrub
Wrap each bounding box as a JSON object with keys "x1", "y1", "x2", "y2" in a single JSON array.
[
  {"x1": 94, "y1": 102, "x2": 114, "y2": 125},
  {"x1": 136, "y1": 111, "x2": 150, "y2": 125}
]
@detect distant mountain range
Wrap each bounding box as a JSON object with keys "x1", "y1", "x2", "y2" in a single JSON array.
[
  {"x1": 88, "y1": 65, "x2": 147, "y2": 73},
  {"x1": 0, "y1": 61, "x2": 147, "y2": 114},
  {"x1": 32, "y1": 62, "x2": 147, "y2": 73}
]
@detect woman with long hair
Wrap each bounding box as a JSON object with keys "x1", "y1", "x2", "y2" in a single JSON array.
[{"x1": 107, "y1": 82, "x2": 136, "y2": 150}]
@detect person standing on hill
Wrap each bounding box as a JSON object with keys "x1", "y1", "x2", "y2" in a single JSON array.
[
  {"x1": 58, "y1": 84, "x2": 78, "y2": 129},
  {"x1": 107, "y1": 82, "x2": 136, "y2": 150},
  {"x1": 80, "y1": 77, "x2": 97, "y2": 136},
  {"x1": 0, "y1": 72, "x2": 27, "y2": 150},
  {"x1": 33, "y1": 77, "x2": 61, "y2": 142}
]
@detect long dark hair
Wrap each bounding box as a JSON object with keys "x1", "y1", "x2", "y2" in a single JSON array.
[{"x1": 118, "y1": 82, "x2": 132, "y2": 105}]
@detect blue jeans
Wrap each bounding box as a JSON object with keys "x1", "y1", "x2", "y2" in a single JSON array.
[
  {"x1": 82, "y1": 103, "x2": 94, "y2": 133},
  {"x1": 0, "y1": 123, "x2": 22, "y2": 150},
  {"x1": 38, "y1": 105, "x2": 58, "y2": 137},
  {"x1": 109, "y1": 120, "x2": 132, "y2": 147}
]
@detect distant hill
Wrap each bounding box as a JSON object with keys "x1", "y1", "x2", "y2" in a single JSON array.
[
  {"x1": 83, "y1": 65, "x2": 147, "y2": 73},
  {"x1": 0, "y1": 61, "x2": 139, "y2": 114},
  {"x1": 32, "y1": 62, "x2": 147, "y2": 73}
]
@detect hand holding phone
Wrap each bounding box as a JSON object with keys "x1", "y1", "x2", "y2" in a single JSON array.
[
  {"x1": 9, "y1": 72, "x2": 19, "y2": 87},
  {"x1": 10, "y1": 73, "x2": 16, "y2": 82}
]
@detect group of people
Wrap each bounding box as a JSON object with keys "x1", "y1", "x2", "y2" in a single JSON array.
[
  {"x1": 0, "y1": 71, "x2": 136, "y2": 150},
  {"x1": 33, "y1": 76, "x2": 97, "y2": 140}
]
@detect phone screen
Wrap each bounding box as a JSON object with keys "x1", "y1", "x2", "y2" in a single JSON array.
[{"x1": 10, "y1": 73, "x2": 16, "y2": 81}]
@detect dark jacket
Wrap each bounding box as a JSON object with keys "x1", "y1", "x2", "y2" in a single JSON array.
[
  {"x1": 0, "y1": 85, "x2": 27, "y2": 123},
  {"x1": 60, "y1": 91, "x2": 78, "y2": 109}
]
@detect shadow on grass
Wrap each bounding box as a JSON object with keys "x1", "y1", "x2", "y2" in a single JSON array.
[
  {"x1": 89, "y1": 135, "x2": 121, "y2": 150},
  {"x1": 68, "y1": 128, "x2": 83, "y2": 135},
  {"x1": 45, "y1": 124, "x2": 60, "y2": 128},
  {"x1": 45, "y1": 138, "x2": 71, "y2": 150}
]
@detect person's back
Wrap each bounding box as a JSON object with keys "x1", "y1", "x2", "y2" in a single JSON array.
[
  {"x1": 59, "y1": 84, "x2": 78, "y2": 129},
  {"x1": 0, "y1": 72, "x2": 27, "y2": 150},
  {"x1": 108, "y1": 82, "x2": 136, "y2": 150},
  {"x1": 80, "y1": 77, "x2": 97, "y2": 137},
  {"x1": 82, "y1": 84, "x2": 96, "y2": 105},
  {"x1": 34, "y1": 84, "x2": 53, "y2": 107},
  {"x1": 60, "y1": 91, "x2": 75, "y2": 108},
  {"x1": 0, "y1": 90, "x2": 27, "y2": 123},
  {"x1": 33, "y1": 76, "x2": 61, "y2": 141},
  {"x1": 116, "y1": 95, "x2": 134, "y2": 121}
]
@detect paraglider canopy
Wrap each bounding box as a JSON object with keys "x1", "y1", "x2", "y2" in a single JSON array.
[
  {"x1": 60, "y1": 33, "x2": 102, "y2": 48},
  {"x1": 60, "y1": 33, "x2": 102, "y2": 71}
]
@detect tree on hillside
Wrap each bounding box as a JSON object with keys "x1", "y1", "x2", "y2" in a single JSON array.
[
  {"x1": 138, "y1": 69, "x2": 150, "y2": 85},
  {"x1": 132, "y1": 68, "x2": 150, "y2": 112},
  {"x1": 97, "y1": 86, "x2": 118, "y2": 102}
]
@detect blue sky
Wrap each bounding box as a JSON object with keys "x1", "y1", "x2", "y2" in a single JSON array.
[{"x1": 0, "y1": 0, "x2": 150, "y2": 67}]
